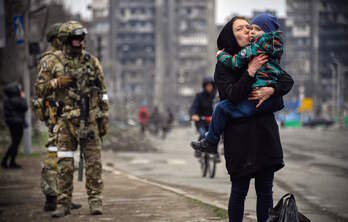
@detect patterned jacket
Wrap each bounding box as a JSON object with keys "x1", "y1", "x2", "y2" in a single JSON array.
[{"x1": 217, "y1": 31, "x2": 286, "y2": 88}]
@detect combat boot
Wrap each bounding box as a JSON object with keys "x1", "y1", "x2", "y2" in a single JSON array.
[
  {"x1": 44, "y1": 195, "x2": 57, "y2": 211},
  {"x1": 71, "y1": 202, "x2": 82, "y2": 210},
  {"x1": 89, "y1": 200, "x2": 103, "y2": 215},
  {"x1": 51, "y1": 204, "x2": 70, "y2": 218}
]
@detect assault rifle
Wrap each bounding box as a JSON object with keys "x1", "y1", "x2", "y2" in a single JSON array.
[{"x1": 78, "y1": 94, "x2": 89, "y2": 182}]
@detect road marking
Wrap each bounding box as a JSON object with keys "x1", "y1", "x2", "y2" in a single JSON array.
[
  {"x1": 167, "y1": 159, "x2": 187, "y2": 165},
  {"x1": 103, "y1": 165, "x2": 121, "y2": 175},
  {"x1": 130, "y1": 159, "x2": 150, "y2": 164}
]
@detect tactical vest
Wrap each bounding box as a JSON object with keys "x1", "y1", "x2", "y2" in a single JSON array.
[{"x1": 52, "y1": 51, "x2": 103, "y2": 126}]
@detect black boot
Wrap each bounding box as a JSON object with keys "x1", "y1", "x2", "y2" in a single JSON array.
[
  {"x1": 191, "y1": 139, "x2": 217, "y2": 154},
  {"x1": 1, "y1": 159, "x2": 8, "y2": 169},
  {"x1": 8, "y1": 162, "x2": 22, "y2": 169},
  {"x1": 44, "y1": 196, "x2": 57, "y2": 211},
  {"x1": 51, "y1": 205, "x2": 70, "y2": 218}
]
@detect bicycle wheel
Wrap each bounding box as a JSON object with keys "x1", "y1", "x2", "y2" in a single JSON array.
[
  {"x1": 208, "y1": 154, "x2": 216, "y2": 178},
  {"x1": 200, "y1": 154, "x2": 208, "y2": 177}
]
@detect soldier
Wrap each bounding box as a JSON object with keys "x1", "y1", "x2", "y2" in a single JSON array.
[
  {"x1": 35, "y1": 21, "x2": 109, "y2": 217},
  {"x1": 33, "y1": 23, "x2": 82, "y2": 212}
]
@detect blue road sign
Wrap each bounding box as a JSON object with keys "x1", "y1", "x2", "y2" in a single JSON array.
[{"x1": 13, "y1": 15, "x2": 24, "y2": 45}]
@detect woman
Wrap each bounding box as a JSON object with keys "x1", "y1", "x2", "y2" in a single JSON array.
[
  {"x1": 1, "y1": 82, "x2": 28, "y2": 169},
  {"x1": 215, "y1": 16, "x2": 294, "y2": 222}
]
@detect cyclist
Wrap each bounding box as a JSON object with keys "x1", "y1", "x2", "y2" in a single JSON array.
[{"x1": 189, "y1": 77, "x2": 220, "y2": 162}]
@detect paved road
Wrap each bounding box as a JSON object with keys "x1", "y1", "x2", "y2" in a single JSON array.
[
  {"x1": 278, "y1": 127, "x2": 348, "y2": 221},
  {"x1": 106, "y1": 126, "x2": 348, "y2": 222}
]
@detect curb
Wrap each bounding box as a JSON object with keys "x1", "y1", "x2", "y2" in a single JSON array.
[{"x1": 103, "y1": 165, "x2": 257, "y2": 221}]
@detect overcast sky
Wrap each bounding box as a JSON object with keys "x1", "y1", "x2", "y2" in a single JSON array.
[
  {"x1": 63, "y1": 0, "x2": 286, "y2": 25},
  {"x1": 216, "y1": 0, "x2": 286, "y2": 24}
]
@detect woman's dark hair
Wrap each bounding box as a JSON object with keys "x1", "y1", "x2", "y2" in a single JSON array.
[{"x1": 217, "y1": 16, "x2": 249, "y2": 55}]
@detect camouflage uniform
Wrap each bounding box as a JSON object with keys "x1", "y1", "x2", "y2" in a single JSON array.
[
  {"x1": 35, "y1": 21, "x2": 109, "y2": 217},
  {"x1": 34, "y1": 24, "x2": 83, "y2": 212},
  {"x1": 37, "y1": 48, "x2": 59, "y2": 198},
  {"x1": 33, "y1": 23, "x2": 62, "y2": 210}
]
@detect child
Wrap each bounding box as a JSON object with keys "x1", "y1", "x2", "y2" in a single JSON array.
[{"x1": 191, "y1": 13, "x2": 287, "y2": 154}]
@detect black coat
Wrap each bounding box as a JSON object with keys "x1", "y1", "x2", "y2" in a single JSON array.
[
  {"x1": 3, "y1": 85, "x2": 28, "y2": 126},
  {"x1": 214, "y1": 62, "x2": 294, "y2": 180},
  {"x1": 189, "y1": 91, "x2": 216, "y2": 129}
]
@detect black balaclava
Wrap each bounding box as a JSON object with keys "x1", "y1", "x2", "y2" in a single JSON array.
[
  {"x1": 66, "y1": 35, "x2": 85, "y2": 56},
  {"x1": 217, "y1": 17, "x2": 244, "y2": 55}
]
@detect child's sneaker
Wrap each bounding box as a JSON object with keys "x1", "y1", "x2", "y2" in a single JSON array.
[{"x1": 191, "y1": 139, "x2": 217, "y2": 154}]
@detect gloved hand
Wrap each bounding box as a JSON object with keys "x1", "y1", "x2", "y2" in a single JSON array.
[
  {"x1": 50, "y1": 76, "x2": 73, "y2": 89},
  {"x1": 97, "y1": 117, "x2": 108, "y2": 137}
]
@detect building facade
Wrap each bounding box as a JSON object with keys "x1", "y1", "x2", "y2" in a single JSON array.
[
  {"x1": 109, "y1": 0, "x2": 216, "y2": 116},
  {"x1": 109, "y1": 0, "x2": 157, "y2": 118},
  {"x1": 172, "y1": 0, "x2": 216, "y2": 113},
  {"x1": 285, "y1": 0, "x2": 348, "y2": 117}
]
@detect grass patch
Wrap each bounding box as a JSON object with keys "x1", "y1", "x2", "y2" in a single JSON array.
[
  {"x1": 192, "y1": 199, "x2": 228, "y2": 219},
  {"x1": 32, "y1": 130, "x2": 49, "y2": 148},
  {"x1": 0, "y1": 128, "x2": 47, "y2": 159},
  {"x1": 213, "y1": 207, "x2": 229, "y2": 219}
]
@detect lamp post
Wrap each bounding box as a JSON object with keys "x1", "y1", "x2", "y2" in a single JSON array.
[{"x1": 332, "y1": 57, "x2": 347, "y2": 128}]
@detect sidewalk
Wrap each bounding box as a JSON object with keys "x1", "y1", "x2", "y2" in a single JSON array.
[{"x1": 0, "y1": 153, "x2": 228, "y2": 222}]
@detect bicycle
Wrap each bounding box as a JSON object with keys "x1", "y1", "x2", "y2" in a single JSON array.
[
  {"x1": 200, "y1": 151, "x2": 217, "y2": 178},
  {"x1": 193, "y1": 116, "x2": 218, "y2": 179}
]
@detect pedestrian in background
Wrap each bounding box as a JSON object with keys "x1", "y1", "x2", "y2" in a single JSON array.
[
  {"x1": 149, "y1": 106, "x2": 161, "y2": 135},
  {"x1": 1, "y1": 82, "x2": 28, "y2": 169},
  {"x1": 161, "y1": 107, "x2": 174, "y2": 139},
  {"x1": 138, "y1": 105, "x2": 149, "y2": 134}
]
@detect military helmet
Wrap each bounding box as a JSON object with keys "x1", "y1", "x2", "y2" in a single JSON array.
[
  {"x1": 58, "y1": 21, "x2": 88, "y2": 43},
  {"x1": 46, "y1": 23, "x2": 62, "y2": 42}
]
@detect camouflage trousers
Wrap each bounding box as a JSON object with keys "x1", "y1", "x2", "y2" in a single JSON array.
[
  {"x1": 56, "y1": 120, "x2": 103, "y2": 207},
  {"x1": 41, "y1": 131, "x2": 58, "y2": 197}
]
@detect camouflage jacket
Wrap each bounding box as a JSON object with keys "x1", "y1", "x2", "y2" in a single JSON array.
[
  {"x1": 33, "y1": 47, "x2": 59, "y2": 125},
  {"x1": 35, "y1": 50, "x2": 109, "y2": 128},
  {"x1": 217, "y1": 31, "x2": 287, "y2": 88}
]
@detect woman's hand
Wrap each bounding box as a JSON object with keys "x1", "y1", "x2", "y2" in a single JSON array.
[
  {"x1": 248, "y1": 87, "x2": 275, "y2": 108},
  {"x1": 247, "y1": 54, "x2": 268, "y2": 77}
]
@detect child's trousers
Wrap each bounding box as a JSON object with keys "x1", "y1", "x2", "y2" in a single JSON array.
[{"x1": 205, "y1": 96, "x2": 283, "y2": 144}]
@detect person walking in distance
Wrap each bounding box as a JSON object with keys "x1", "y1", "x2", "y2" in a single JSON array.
[{"x1": 1, "y1": 82, "x2": 28, "y2": 169}]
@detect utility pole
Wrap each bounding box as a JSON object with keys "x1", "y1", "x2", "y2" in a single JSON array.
[
  {"x1": 332, "y1": 58, "x2": 347, "y2": 128},
  {"x1": 310, "y1": 0, "x2": 320, "y2": 117},
  {"x1": 97, "y1": 35, "x2": 102, "y2": 62},
  {"x1": 153, "y1": 0, "x2": 164, "y2": 110},
  {"x1": 330, "y1": 63, "x2": 337, "y2": 119},
  {"x1": 23, "y1": 0, "x2": 31, "y2": 154}
]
